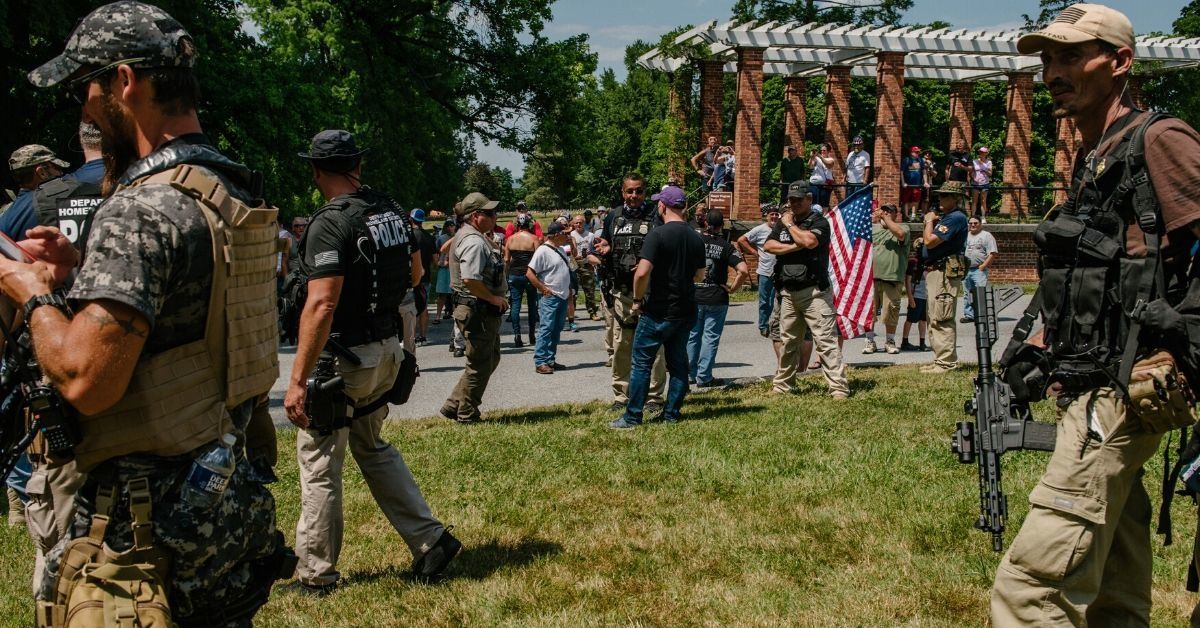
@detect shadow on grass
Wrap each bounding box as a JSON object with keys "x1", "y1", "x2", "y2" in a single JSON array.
[
  {"x1": 345, "y1": 537, "x2": 563, "y2": 585},
  {"x1": 487, "y1": 406, "x2": 583, "y2": 425}
]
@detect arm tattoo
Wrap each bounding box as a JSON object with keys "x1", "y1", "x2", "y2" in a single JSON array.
[{"x1": 83, "y1": 309, "x2": 148, "y2": 339}]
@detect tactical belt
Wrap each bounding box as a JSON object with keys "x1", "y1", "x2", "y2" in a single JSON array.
[{"x1": 334, "y1": 315, "x2": 398, "y2": 348}]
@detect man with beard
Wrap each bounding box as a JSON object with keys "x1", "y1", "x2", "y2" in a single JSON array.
[
  {"x1": 595, "y1": 173, "x2": 667, "y2": 412},
  {"x1": 4, "y1": 2, "x2": 292, "y2": 622}
]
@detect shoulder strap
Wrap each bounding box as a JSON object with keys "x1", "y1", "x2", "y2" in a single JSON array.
[{"x1": 542, "y1": 241, "x2": 572, "y2": 269}]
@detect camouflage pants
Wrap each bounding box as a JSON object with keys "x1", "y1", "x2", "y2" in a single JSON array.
[
  {"x1": 577, "y1": 264, "x2": 598, "y2": 316},
  {"x1": 38, "y1": 455, "x2": 282, "y2": 625}
]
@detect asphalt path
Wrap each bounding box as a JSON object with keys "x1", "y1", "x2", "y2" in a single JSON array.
[{"x1": 268, "y1": 292, "x2": 1033, "y2": 427}]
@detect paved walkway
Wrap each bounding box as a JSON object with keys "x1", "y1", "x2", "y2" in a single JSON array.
[{"x1": 269, "y1": 293, "x2": 1033, "y2": 426}]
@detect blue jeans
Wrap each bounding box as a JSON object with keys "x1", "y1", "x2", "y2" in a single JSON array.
[
  {"x1": 623, "y1": 313, "x2": 693, "y2": 422},
  {"x1": 534, "y1": 295, "x2": 569, "y2": 366},
  {"x1": 963, "y1": 268, "x2": 988, "y2": 319},
  {"x1": 756, "y1": 275, "x2": 775, "y2": 333},
  {"x1": 508, "y1": 274, "x2": 539, "y2": 337},
  {"x1": 687, "y1": 304, "x2": 729, "y2": 384},
  {"x1": 809, "y1": 183, "x2": 832, "y2": 208}
]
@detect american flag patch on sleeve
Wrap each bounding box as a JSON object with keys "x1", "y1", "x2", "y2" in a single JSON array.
[{"x1": 314, "y1": 251, "x2": 339, "y2": 266}]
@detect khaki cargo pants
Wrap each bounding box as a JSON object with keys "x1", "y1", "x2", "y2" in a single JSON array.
[
  {"x1": 611, "y1": 291, "x2": 665, "y2": 405},
  {"x1": 991, "y1": 388, "x2": 1162, "y2": 626},
  {"x1": 873, "y1": 279, "x2": 903, "y2": 330},
  {"x1": 444, "y1": 305, "x2": 502, "y2": 421},
  {"x1": 295, "y1": 336, "x2": 444, "y2": 586},
  {"x1": 25, "y1": 460, "x2": 83, "y2": 593},
  {"x1": 926, "y1": 267, "x2": 962, "y2": 370},
  {"x1": 772, "y1": 285, "x2": 849, "y2": 396}
]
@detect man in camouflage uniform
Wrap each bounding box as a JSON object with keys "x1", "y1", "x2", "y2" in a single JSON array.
[
  {"x1": 2, "y1": 145, "x2": 69, "y2": 220},
  {"x1": 0, "y1": 2, "x2": 289, "y2": 624}
]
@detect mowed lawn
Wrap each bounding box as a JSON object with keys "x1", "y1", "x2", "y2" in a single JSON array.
[{"x1": 1, "y1": 366, "x2": 1197, "y2": 626}]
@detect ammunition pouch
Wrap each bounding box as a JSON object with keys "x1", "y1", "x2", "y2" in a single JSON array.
[
  {"x1": 943, "y1": 254, "x2": 968, "y2": 281},
  {"x1": 38, "y1": 479, "x2": 173, "y2": 628},
  {"x1": 1127, "y1": 351, "x2": 1197, "y2": 434},
  {"x1": 1034, "y1": 211, "x2": 1122, "y2": 266},
  {"x1": 777, "y1": 262, "x2": 817, "y2": 291}
]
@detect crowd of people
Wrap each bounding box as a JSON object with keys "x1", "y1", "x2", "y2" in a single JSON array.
[{"x1": 3, "y1": 2, "x2": 1200, "y2": 626}]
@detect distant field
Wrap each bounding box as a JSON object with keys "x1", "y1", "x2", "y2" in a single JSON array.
[{"x1": 1, "y1": 366, "x2": 1195, "y2": 626}]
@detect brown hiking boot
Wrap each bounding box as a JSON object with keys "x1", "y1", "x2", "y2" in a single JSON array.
[{"x1": 7, "y1": 488, "x2": 25, "y2": 527}]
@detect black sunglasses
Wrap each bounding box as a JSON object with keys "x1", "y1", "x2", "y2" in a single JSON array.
[
  {"x1": 624, "y1": 187, "x2": 645, "y2": 194},
  {"x1": 67, "y1": 57, "x2": 146, "y2": 104}
]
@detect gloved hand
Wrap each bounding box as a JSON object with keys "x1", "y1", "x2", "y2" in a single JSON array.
[
  {"x1": 1137, "y1": 298, "x2": 1186, "y2": 336},
  {"x1": 1001, "y1": 343, "x2": 1050, "y2": 403}
]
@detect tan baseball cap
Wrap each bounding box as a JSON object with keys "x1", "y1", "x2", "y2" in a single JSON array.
[{"x1": 1017, "y1": 3, "x2": 1135, "y2": 55}]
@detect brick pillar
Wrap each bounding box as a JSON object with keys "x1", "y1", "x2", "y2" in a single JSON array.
[
  {"x1": 700, "y1": 59, "x2": 725, "y2": 146},
  {"x1": 1053, "y1": 116, "x2": 1080, "y2": 206},
  {"x1": 733, "y1": 47, "x2": 765, "y2": 220},
  {"x1": 824, "y1": 66, "x2": 852, "y2": 207},
  {"x1": 873, "y1": 52, "x2": 905, "y2": 207},
  {"x1": 783, "y1": 77, "x2": 808, "y2": 151},
  {"x1": 1129, "y1": 75, "x2": 1146, "y2": 110},
  {"x1": 948, "y1": 81, "x2": 975, "y2": 156},
  {"x1": 1000, "y1": 73, "x2": 1035, "y2": 217}
]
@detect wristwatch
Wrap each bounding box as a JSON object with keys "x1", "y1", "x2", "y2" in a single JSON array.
[{"x1": 23, "y1": 293, "x2": 72, "y2": 321}]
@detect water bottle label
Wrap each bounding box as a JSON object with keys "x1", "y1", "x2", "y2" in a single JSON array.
[
  {"x1": 1183, "y1": 455, "x2": 1200, "y2": 493},
  {"x1": 187, "y1": 465, "x2": 229, "y2": 495}
]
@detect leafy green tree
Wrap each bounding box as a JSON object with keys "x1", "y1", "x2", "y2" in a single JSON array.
[{"x1": 732, "y1": 0, "x2": 914, "y2": 26}]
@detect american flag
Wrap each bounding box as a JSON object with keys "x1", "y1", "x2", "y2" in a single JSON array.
[{"x1": 827, "y1": 185, "x2": 875, "y2": 338}]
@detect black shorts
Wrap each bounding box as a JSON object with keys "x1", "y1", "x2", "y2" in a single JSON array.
[{"x1": 907, "y1": 298, "x2": 927, "y2": 322}]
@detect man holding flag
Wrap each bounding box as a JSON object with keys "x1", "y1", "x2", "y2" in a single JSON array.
[{"x1": 764, "y1": 181, "x2": 849, "y2": 399}]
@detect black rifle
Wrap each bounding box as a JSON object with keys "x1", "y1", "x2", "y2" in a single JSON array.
[
  {"x1": 0, "y1": 327, "x2": 77, "y2": 482},
  {"x1": 951, "y1": 285, "x2": 1056, "y2": 551}
]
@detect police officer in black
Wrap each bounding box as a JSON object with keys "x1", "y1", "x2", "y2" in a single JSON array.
[
  {"x1": 285, "y1": 130, "x2": 458, "y2": 595},
  {"x1": 595, "y1": 172, "x2": 666, "y2": 411}
]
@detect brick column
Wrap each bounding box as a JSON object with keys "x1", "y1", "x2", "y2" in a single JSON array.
[
  {"x1": 733, "y1": 47, "x2": 765, "y2": 220},
  {"x1": 1000, "y1": 73, "x2": 1035, "y2": 217},
  {"x1": 783, "y1": 77, "x2": 808, "y2": 150},
  {"x1": 948, "y1": 81, "x2": 975, "y2": 156},
  {"x1": 824, "y1": 66, "x2": 852, "y2": 207},
  {"x1": 1053, "y1": 116, "x2": 1079, "y2": 206},
  {"x1": 700, "y1": 59, "x2": 725, "y2": 146},
  {"x1": 873, "y1": 52, "x2": 905, "y2": 207}
]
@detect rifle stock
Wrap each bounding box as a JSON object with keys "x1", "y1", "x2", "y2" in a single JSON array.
[{"x1": 951, "y1": 285, "x2": 1056, "y2": 551}]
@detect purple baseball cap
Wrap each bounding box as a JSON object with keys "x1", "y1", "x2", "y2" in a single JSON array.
[{"x1": 651, "y1": 186, "x2": 686, "y2": 209}]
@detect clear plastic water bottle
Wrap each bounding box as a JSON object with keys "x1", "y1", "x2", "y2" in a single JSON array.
[{"x1": 181, "y1": 433, "x2": 237, "y2": 510}]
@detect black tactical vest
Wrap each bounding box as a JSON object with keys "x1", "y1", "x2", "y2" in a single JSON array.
[
  {"x1": 308, "y1": 186, "x2": 412, "y2": 342},
  {"x1": 1034, "y1": 111, "x2": 1176, "y2": 375},
  {"x1": 34, "y1": 176, "x2": 103, "y2": 252},
  {"x1": 609, "y1": 204, "x2": 655, "y2": 291}
]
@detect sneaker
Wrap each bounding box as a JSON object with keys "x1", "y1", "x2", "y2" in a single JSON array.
[
  {"x1": 831, "y1": 391, "x2": 849, "y2": 400},
  {"x1": 759, "y1": 328, "x2": 770, "y2": 338},
  {"x1": 415, "y1": 335, "x2": 427, "y2": 347},
  {"x1": 654, "y1": 413, "x2": 678, "y2": 424},
  {"x1": 569, "y1": 321, "x2": 580, "y2": 332},
  {"x1": 605, "y1": 357, "x2": 613, "y2": 368},
  {"x1": 900, "y1": 340, "x2": 917, "y2": 352},
  {"x1": 432, "y1": 318, "x2": 441, "y2": 325},
  {"x1": 513, "y1": 336, "x2": 524, "y2": 348},
  {"x1": 884, "y1": 340, "x2": 899, "y2": 355},
  {"x1": 960, "y1": 316, "x2": 974, "y2": 324},
  {"x1": 453, "y1": 348, "x2": 465, "y2": 358},
  {"x1": 696, "y1": 378, "x2": 725, "y2": 389},
  {"x1": 609, "y1": 416, "x2": 641, "y2": 429},
  {"x1": 279, "y1": 580, "x2": 338, "y2": 598},
  {"x1": 590, "y1": 312, "x2": 602, "y2": 321},
  {"x1": 645, "y1": 401, "x2": 664, "y2": 415},
  {"x1": 551, "y1": 362, "x2": 567, "y2": 371},
  {"x1": 608, "y1": 401, "x2": 626, "y2": 412},
  {"x1": 862, "y1": 339, "x2": 877, "y2": 354},
  {"x1": 448, "y1": 343, "x2": 454, "y2": 353},
  {"x1": 412, "y1": 528, "x2": 462, "y2": 582},
  {"x1": 919, "y1": 342, "x2": 930, "y2": 352},
  {"x1": 536, "y1": 364, "x2": 554, "y2": 375}
]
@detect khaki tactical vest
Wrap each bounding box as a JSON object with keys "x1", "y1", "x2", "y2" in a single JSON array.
[
  {"x1": 71, "y1": 164, "x2": 279, "y2": 472},
  {"x1": 449, "y1": 223, "x2": 505, "y2": 299}
]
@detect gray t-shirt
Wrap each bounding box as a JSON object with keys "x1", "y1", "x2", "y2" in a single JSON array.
[
  {"x1": 965, "y1": 230, "x2": 998, "y2": 268},
  {"x1": 742, "y1": 222, "x2": 777, "y2": 276},
  {"x1": 528, "y1": 243, "x2": 573, "y2": 300}
]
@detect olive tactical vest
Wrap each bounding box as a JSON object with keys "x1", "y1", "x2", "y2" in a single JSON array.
[
  {"x1": 71, "y1": 164, "x2": 280, "y2": 471},
  {"x1": 449, "y1": 223, "x2": 505, "y2": 299},
  {"x1": 1033, "y1": 111, "x2": 1175, "y2": 376}
]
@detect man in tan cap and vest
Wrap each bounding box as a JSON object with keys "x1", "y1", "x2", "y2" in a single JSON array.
[
  {"x1": 3, "y1": 1, "x2": 293, "y2": 622},
  {"x1": 991, "y1": 4, "x2": 1200, "y2": 625},
  {"x1": 2, "y1": 144, "x2": 69, "y2": 217},
  {"x1": 441, "y1": 191, "x2": 508, "y2": 423},
  {"x1": 918, "y1": 180, "x2": 969, "y2": 373}
]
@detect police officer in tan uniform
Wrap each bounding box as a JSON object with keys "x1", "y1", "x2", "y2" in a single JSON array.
[
  {"x1": 441, "y1": 192, "x2": 508, "y2": 423},
  {"x1": 919, "y1": 180, "x2": 969, "y2": 374}
]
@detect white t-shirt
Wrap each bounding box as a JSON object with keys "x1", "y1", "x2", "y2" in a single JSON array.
[
  {"x1": 528, "y1": 244, "x2": 573, "y2": 300},
  {"x1": 845, "y1": 150, "x2": 871, "y2": 183},
  {"x1": 810, "y1": 157, "x2": 833, "y2": 184},
  {"x1": 972, "y1": 159, "x2": 993, "y2": 185},
  {"x1": 276, "y1": 228, "x2": 291, "y2": 273},
  {"x1": 742, "y1": 223, "x2": 777, "y2": 276},
  {"x1": 965, "y1": 230, "x2": 998, "y2": 268},
  {"x1": 571, "y1": 230, "x2": 595, "y2": 258}
]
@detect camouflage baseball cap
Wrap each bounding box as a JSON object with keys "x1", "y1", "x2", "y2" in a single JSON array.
[
  {"x1": 9, "y1": 144, "x2": 70, "y2": 173},
  {"x1": 28, "y1": 1, "x2": 195, "y2": 88}
]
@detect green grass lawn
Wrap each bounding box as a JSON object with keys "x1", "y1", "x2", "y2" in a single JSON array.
[{"x1": 1, "y1": 366, "x2": 1196, "y2": 625}]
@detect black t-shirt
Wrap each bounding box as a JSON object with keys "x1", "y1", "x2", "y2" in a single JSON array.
[
  {"x1": 695, "y1": 232, "x2": 742, "y2": 306},
  {"x1": 412, "y1": 225, "x2": 436, "y2": 283},
  {"x1": 767, "y1": 212, "x2": 831, "y2": 290},
  {"x1": 639, "y1": 221, "x2": 706, "y2": 320}
]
